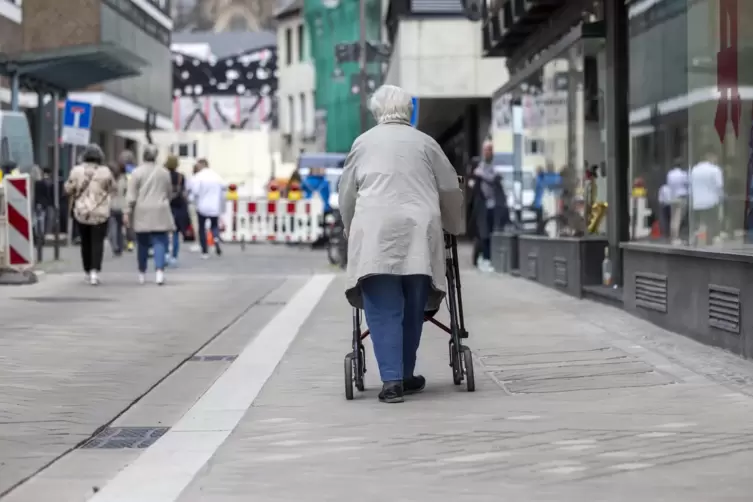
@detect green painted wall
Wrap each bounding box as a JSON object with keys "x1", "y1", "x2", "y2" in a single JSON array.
[{"x1": 304, "y1": 0, "x2": 381, "y2": 153}]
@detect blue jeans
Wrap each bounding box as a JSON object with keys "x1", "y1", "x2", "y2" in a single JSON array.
[
  {"x1": 136, "y1": 232, "x2": 169, "y2": 273},
  {"x1": 361, "y1": 274, "x2": 431, "y2": 383},
  {"x1": 171, "y1": 231, "x2": 180, "y2": 259}
]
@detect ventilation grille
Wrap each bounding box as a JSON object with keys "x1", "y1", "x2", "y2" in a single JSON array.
[
  {"x1": 553, "y1": 257, "x2": 567, "y2": 287},
  {"x1": 527, "y1": 253, "x2": 538, "y2": 280},
  {"x1": 634, "y1": 272, "x2": 667, "y2": 312},
  {"x1": 708, "y1": 285, "x2": 741, "y2": 334}
]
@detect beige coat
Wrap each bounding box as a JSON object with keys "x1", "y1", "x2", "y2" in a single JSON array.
[
  {"x1": 64, "y1": 163, "x2": 115, "y2": 225},
  {"x1": 126, "y1": 162, "x2": 175, "y2": 233},
  {"x1": 339, "y1": 119, "x2": 464, "y2": 310}
]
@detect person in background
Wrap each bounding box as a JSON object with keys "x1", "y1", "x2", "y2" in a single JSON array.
[
  {"x1": 302, "y1": 166, "x2": 332, "y2": 248},
  {"x1": 108, "y1": 162, "x2": 128, "y2": 256},
  {"x1": 532, "y1": 162, "x2": 561, "y2": 234},
  {"x1": 657, "y1": 181, "x2": 672, "y2": 240},
  {"x1": 125, "y1": 145, "x2": 174, "y2": 285},
  {"x1": 33, "y1": 167, "x2": 54, "y2": 241},
  {"x1": 64, "y1": 144, "x2": 114, "y2": 285},
  {"x1": 190, "y1": 158, "x2": 225, "y2": 258},
  {"x1": 666, "y1": 159, "x2": 689, "y2": 244},
  {"x1": 689, "y1": 150, "x2": 724, "y2": 245},
  {"x1": 165, "y1": 155, "x2": 189, "y2": 266},
  {"x1": 117, "y1": 150, "x2": 137, "y2": 252},
  {"x1": 471, "y1": 140, "x2": 504, "y2": 272},
  {"x1": 338, "y1": 84, "x2": 464, "y2": 403}
]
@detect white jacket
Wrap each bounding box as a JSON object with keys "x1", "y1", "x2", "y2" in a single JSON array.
[{"x1": 189, "y1": 169, "x2": 226, "y2": 217}]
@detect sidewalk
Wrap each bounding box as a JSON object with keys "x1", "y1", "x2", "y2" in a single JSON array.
[
  {"x1": 7, "y1": 258, "x2": 753, "y2": 501},
  {"x1": 0, "y1": 245, "x2": 331, "y2": 498},
  {"x1": 172, "y1": 272, "x2": 753, "y2": 501}
]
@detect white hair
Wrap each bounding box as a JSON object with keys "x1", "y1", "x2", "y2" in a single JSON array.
[{"x1": 368, "y1": 85, "x2": 413, "y2": 124}]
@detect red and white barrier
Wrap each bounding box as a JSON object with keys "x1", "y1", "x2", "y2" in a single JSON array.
[
  {"x1": 220, "y1": 197, "x2": 326, "y2": 244},
  {"x1": 3, "y1": 174, "x2": 34, "y2": 268}
]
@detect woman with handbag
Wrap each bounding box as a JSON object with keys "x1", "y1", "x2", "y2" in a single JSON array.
[{"x1": 64, "y1": 144, "x2": 115, "y2": 285}]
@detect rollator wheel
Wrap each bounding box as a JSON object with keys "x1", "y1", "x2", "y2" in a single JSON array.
[
  {"x1": 355, "y1": 346, "x2": 366, "y2": 391},
  {"x1": 451, "y1": 345, "x2": 462, "y2": 385},
  {"x1": 344, "y1": 353, "x2": 355, "y2": 400},
  {"x1": 462, "y1": 346, "x2": 475, "y2": 392}
]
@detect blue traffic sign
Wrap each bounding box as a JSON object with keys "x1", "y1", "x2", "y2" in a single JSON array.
[
  {"x1": 61, "y1": 100, "x2": 93, "y2": 145},
  {"x1": 410, "y1": 97, "x2": 419, "y2": 127}
]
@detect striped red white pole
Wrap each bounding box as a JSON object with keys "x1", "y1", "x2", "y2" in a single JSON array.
[{"x1": 3, "y1": 174, "x2": 34, "y2": 268}]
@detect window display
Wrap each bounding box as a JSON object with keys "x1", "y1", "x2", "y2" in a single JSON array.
[{"x1": 628, "y1": 0, "x2": 753, "y2": 249}]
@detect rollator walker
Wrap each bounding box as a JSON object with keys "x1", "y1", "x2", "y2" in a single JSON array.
[{"x1": 344, "y1": 231, "x2": 475, "y2": 399}]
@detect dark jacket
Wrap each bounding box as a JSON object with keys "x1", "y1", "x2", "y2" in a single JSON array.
[{"x1": 469, "y1": 174, "x2": 510, "y2": 239}]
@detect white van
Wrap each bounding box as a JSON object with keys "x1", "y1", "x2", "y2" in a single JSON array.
[{"x1": 0, "y1": 111, "x2": 34, "y2": 174}]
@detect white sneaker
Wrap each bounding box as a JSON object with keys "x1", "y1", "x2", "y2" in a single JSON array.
[
  {"x1": 476, "y1": 258, "x2": 495, "y2": 273},
  {"x1": 201, "y1": 254, "x2": 209, "y2": 260},
  {"x1": 156, "y1": 270, "x2": 165, "y2": 285},
  {"x1": 138, "y1": 273, "x2": 146, "y2": 285},
  {"x1": 89, "y1": 270, "x2": 99, "y2": 285}
]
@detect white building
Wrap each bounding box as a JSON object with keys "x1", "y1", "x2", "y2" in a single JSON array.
[
  {"x1": 383, "y1": 0, "x2": 507, "y2": 166},
  {"x1": 274, "y1": 0, "x2": 319, "y2": 164}
]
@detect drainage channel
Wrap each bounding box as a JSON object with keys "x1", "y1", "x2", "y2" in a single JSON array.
[{"x1": 0, "y1": 281, "x2": 286, "y2": 499}]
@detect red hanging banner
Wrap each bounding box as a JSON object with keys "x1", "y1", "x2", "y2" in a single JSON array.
[{"x1": 715, "y1": 0, "x2": 741, "y2": 143}]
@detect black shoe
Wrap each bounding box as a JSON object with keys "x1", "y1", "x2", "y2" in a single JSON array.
[
  {"x1": 378, "y1": 382, "x2": 404, "y2": 403},
  {"x1": 215, "y1": 246, "x2": 222, "y2": 256},
  {"x1": 403, "y1": 375, "x2": 426, "y2": 395}
]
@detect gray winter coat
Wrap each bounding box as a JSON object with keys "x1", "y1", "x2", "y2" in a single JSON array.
[
  {"x1": 339, "y1": 119, "x2": 464, "y2": 310},
  {"x1": 126, "y1": 162, "x2": 175, "y2": 233}
]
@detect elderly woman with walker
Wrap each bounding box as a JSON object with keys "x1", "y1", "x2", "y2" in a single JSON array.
[{"x1": 339, "y1": 85, "x2": 468, "y2": 404}]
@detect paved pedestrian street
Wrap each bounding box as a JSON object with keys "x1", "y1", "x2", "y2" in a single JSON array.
[{"x1": 3, "y1": 245, "x2": 753, "y2": 501}]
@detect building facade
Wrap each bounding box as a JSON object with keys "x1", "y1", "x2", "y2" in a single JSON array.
[
  {"x1": 304, "y1": 0, "x2": 382, "y2": 153},
  {"x1": 275, "y1": 0, "x2": 320, "y2": 162},
  {"x1": 484, "y1": 0, "x2": 753, "y2": 359},
  {"x1": 171, "y1": 31, "x2": 277, "y2": 131},
  {"x1": 0, "y1": 0, "x2": 174, "y2": 167},
  {"x1": 384, "y1": 0, "x2": 506, "y2": 170}
]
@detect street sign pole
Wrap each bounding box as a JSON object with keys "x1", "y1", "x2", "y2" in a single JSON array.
[
  {"x1": 52, "y1": 93, "x2": 60, "y2": 261},
  {"x1": 60, "y1": 99, "x2": 93, "y2": 252}
]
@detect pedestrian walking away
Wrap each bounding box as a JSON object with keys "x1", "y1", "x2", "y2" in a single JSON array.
[
  {"x1": 165, "y1": 155, "x2": 190, "y2": 266},
  {"x1": 108, "y1": 162, "x2": 128, "y2": 256},
  {"x1": 339, "y1": 84, "x2": 464, "y2": 403},
  {"x1": 189, "y1": 158, "x2": 226, "y2": 259},
  {"x1": 64, "y1": 144, "x2": 115, "y2": 285},
  {"x1": 125, "y1": 145, "x2": 176, "y2": 285}
]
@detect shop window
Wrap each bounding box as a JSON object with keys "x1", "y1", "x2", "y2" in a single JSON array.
[{"x1": 628, "y1": 0, "x2": 753, "y2": 250}]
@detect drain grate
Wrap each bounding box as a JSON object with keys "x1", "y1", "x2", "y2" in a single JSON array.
[
  {"x1": 189, "y1": 355, "x2": 238, "y2": 362},
  {"x1": 80, "y1": 427, "x2": 169, "y2": 449}
]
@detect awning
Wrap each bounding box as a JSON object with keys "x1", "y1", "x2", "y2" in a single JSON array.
[{"x1": 0, "y1": 43, "x2": 147, "y2": 92}]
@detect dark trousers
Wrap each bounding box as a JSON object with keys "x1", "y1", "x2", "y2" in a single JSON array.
[
  {"x1": 197, "y1": 213, "x2": 221, "y2": 254},
  {"x1": 482, "y1": 208, "x2": 494, "y2": 260},
  {"x1": 79, "y1": 222, "x2": 108, "y2": 272}
]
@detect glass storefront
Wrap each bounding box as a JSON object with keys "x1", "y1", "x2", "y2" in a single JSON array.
[
  {"x1": 498, "y1": 34, "x2": 608, "y2": 237},
  {"x1": 628, "y1": 0, "x2": 753, "y2": 250}
]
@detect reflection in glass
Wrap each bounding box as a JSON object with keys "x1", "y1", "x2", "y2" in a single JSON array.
[{"x1": 628, "y1": 0, "x2": 753, "y2": 250}]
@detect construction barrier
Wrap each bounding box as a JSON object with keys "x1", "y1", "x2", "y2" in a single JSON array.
[
  {"x1": 2, "y1": 174, "x2": 34, "y2": 268},
  {"x1": 221, "y1": 196, "x2": 326, "y2": 244},
  {"x1": 0, "y1": 185, "x2": 5, "y2": 265}
]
